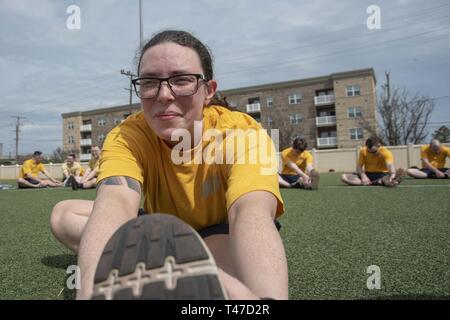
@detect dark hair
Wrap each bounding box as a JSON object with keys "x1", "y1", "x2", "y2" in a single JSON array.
[
  {"x1": 365, "y1": 136, "x2": 380, "y2": 149},
  {"x1": 137, "y1": 30, "x2": 228, "y2": 107},
  {"x1": 68, "y1": 153, "x2": 76, "y2": 159},
  {"x1": 33, "y1": 151, "x2": 42, "y2": 156},
  {"x1": 293, "y1": 138, "x2": 307, "y2": 152}
]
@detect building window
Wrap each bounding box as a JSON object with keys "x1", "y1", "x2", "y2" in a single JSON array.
[
  {"x1": 113, "y1": 117, "x2": 121, "y2": 125},
  {"x1": 68, "y1": 136, "x2": 75, "y2": 144},
  {"x1": 289, "y1": 94, "x2": 301, "y2": 104},
  {"x1": 350, "y1": 128, "x2": 364, "y2": 140},
  {"x1": 266, "y1": 97, "x2": 274, "y2": 107},
  {"x1": 348, "y1": 107, "x2": 362, "y2": 118},
  {"x1": 98, "y1": 119, "x2": 106, "y2": 126},
  {"x1": 267, "y1": 117, "x2": 274, "y2": 128},
  {"x1": 346, "y1": 85, "x2": 361, "y2": 97},
  {"x1": 290, "y1": 114, "x2": 302, "y2": 125},
  {"x1": 98, "y1": 134, "x2": 105, "y2": 143},
  {"x1": 68, "y1": 122, "x2": 74, "y2": 129}
]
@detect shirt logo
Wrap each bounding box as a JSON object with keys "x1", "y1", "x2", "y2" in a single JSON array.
[{"x1": 202, "y1": 175, "x2": 221, "y2": 198}]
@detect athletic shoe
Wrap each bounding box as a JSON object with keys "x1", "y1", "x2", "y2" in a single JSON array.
[
  {"x1": 394, "y1": 168, "x2": 406, "y2": 184},
  {"x1": 309, "y1": 170, "x2": 320, "y2": 190},
  {"x1": 71, "y1": 177, "x2": 78, "y2": 191},
  {"x1": 91, "y1": 214, "x2": 228, "y2": 300},
  {"x1": 381, "y1": 175, "x2": 396, "y2": 187}
]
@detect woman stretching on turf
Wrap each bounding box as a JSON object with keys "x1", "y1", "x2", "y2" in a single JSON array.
[{"x1": 50, "y1": 30, "x2": 288, "y2": 300}]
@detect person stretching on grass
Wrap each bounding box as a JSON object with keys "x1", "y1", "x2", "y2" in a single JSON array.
[
  {"x1": 50, "y1": 30, "x2": 288, "y2": 300},
  {"x1": 406, "y1": 139, "x2": 449, "y2": 179},
  {"x1": 278, "y1": 138, "x2": 320, "y2": 190},
  {"x1": 17, "y1": 151, "x2": 64, "y2": 188},
  {"x1": 62, "y1": 153, "x2": 84, "y2": 186},
  {"x1": 67, "y1": 145, "x2": 101, "y2": 190},
  {"x1": 341, "y1": 137, "x2": 405, "y2": 187}
]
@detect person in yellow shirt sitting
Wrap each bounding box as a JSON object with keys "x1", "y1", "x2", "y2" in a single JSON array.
[
  {"x1": 62, "y1": 153, "x2": 84, "y2": 186},
  {"x1": 67, "y1": 145, "x2": 101, "y2": 190},
  {"x1": 341, "y1": 137, "x2": 405, "y2": 187},
  {"x1": 17, "y1": 151, "x2": 64, "y2": 188},
  {"x1": 278, "y1": 138, "x2": 320, "y2": 190},
  {"x1": 49, "y1": 30, "x2": 288, "y2": 300},
  {"x1": 407, "y1": 139, "x2": 449, "y2": 179}
]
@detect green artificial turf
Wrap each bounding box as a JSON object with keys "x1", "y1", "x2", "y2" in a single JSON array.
[{"x1": 0, "y1": 174, "x2": 449, "y2": 300}]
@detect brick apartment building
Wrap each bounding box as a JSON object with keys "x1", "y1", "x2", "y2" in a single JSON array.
[
  {"x1": 62, "y1": 68, "x2": 377, "y2": 160},
  {"x1": 220, "y1": 68, "x2": 377, "y2": 150},
  {"x1": 62, "y1": 104, "x2": 141, "y2": 161}
]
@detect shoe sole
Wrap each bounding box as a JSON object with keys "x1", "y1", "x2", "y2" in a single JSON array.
[
  {"x1": 381, "y1": 175, "x2": 396, "y2": 187},
  {"x1": 71, "y1": 177, "x2": 78, "y2": 191},
  {"x1": 91, "y1": 214, "x2": 228, "y2": 300},
  {"x1": 309, "y1": 170, "x2": 320, "y2": 190},
  {"x1": 394, "y1": 168, "x2": 406, "y2": 184}
]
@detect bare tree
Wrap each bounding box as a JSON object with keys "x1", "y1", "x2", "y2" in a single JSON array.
[
  {"x1": 262, "y1": 111, "x2": 305, "y2": 150},
  {"x1": 360, "y1": 73, "x2": 434, "y2": 145},
  {"x1": 51, "y1": 147, "x2": 78, "y2": 163}
]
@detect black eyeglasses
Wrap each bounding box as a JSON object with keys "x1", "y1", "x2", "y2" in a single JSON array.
[{"x1": 132, "y1": 74, "x2": 207, "y2": 99}]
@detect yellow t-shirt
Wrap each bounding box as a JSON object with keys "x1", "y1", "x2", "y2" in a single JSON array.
[
  {"x1": 62, "y1": 161, "x2": 83, "y2": 176},
  {"x1": 420, "y1": 145, "x2": 450, "y2": 169},
  {"x1": 18, "y1": 159, "x2": 45, "y2": 179},
  {"x1": 98, "y1": 105, "x2": 284, "y2": 231},
  {"x1": 358, "y1": 146, "x2": 394, "y2": 173},
  {"x1": 280, "y1": 147, "x2": 313, "y2": 175},
  {"x1": 88, "y1": 157, "x2": 100, "y2": 176}
]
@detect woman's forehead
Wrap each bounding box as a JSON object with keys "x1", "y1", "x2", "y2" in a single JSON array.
[{"x1": 139, "y1": 42, "x2": 202, "y2": 75}]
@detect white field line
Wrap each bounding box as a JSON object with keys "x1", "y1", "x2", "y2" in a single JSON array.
[{"x1": 322, "y1": 185, "x2": 450, "y2": 189}]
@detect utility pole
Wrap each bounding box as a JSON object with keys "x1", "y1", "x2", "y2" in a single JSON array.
[
  {"x1": 385, "y1": 71, "x2": 391, "y2": 106},
  {"x1": 139, "y1": 0, "x2": 144, "y2": 48},
  {"x1": 121, "y1": 69, "x2": 137, "y2": 105},
  {"x1": 11, "y1": 116, "x2": 26, "y2": 162}
]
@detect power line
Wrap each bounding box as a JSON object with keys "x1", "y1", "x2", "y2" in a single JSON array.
[
  {"x1": 217, "y1": 2, "x2": 450, "y2": 58},
  {"x1": 218, "y1": 26, "x2": 450, "y2": 78},
  {"x1": 219, "y1": 11, "x2": 450, "y2": 64}
]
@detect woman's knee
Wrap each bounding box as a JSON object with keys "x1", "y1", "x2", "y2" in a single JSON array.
[{"x1": 50, "y1": 200, "x2": 72, "y2": 235}]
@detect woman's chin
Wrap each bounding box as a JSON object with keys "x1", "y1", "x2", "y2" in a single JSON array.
[{"x1": 156, "y1": 127, "x2": 188, "y2": 144}]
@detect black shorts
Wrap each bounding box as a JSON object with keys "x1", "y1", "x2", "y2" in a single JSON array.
[
  {"x1": 420, "y1": 168, "x2": 449, "y2": 178},
  {"x1": 357, "y1": 172, "x2": 389, "y2": 183},
  {"x1": 137, "y1": 209, "x2": 282, "y2": 238},
  {"x1": 280, "y1": 174, "x2": 300, "y2": 184},
  {"x1": 18, "y1": 177, "x2": 40, "y2": 188}
]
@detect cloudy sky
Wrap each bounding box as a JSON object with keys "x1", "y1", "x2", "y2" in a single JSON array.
[{"x1": 0, "y1": 0, "x2": 449, "y2": 155}]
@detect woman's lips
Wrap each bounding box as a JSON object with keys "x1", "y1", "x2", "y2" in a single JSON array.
[{"x1": 155, "y1": 112, "x2": 181, "y2": 121}]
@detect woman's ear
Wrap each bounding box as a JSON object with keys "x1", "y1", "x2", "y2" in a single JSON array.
[{"x1": 204, "y1": 80, "x2": 217, "y2": 105}]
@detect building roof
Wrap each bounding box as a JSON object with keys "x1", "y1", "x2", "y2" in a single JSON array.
[
  {"x1": 62, "y1": 103, "x2": 141, "y2": 118},
  {"x1": 219, "y1": 68, "x2": 376, "y2": 95}
]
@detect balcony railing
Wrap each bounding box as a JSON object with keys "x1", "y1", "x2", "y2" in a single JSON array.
[
  {"x1": 317, "y1": 137, "x2": 337, "y2": 147},
  {"x1": 316, "y1": 115, "x2": 337, "y2": 127},
  {"x1": 246, "y1": 103, "x2": 261, "y2": 113},
  {"x1": 314, "y1": 94, "x2": 335, "y2": 106},
  {"x1": 80, "y1": 124, "x2": 92, "y2": 132},
  {"x1": 80, "y1": 154, "x2": 92, "y2": 161},
  {"x1": 80, "y1": 139, "x2": 92, "y2": 146}
]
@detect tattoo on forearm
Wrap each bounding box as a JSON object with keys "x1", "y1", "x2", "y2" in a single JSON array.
[{"x1": 98, "y1": 176, "x2": 141, "y2": 195}]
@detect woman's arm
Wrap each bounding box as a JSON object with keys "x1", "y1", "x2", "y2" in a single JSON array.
[
  {"x1": 76, "y1": 176, "x2": 141, "y2": 299},
  {"x1": 227, "y1": 190, "x2": 288, "y2": 300}
]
